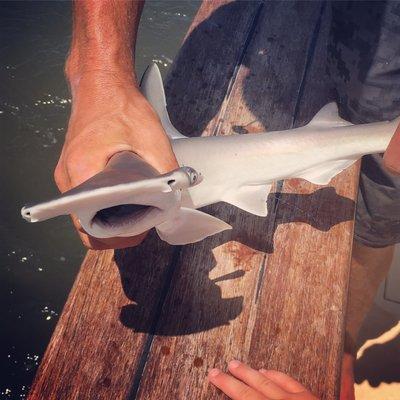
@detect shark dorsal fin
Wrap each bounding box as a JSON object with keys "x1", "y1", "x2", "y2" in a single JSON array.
[
  {"x1": 140, "y1": 64, "x2": 187, "y2": 140},
  {"x1": 307, "y1": 103, "x2": 352, "y2": 128}
]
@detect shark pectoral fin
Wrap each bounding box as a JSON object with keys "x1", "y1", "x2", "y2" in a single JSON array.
[
  {"x1": 298, "y1": 158, "x2": 358, "y2": 185},
  {"x1": 307, "y1": 102, "x2": 352, "y2": 127},
  {"x1": 140, "y1": 64, "x2": 187, "y2": 140},
  {"x1": 156, "y1": 207, "x2": 231, "y2": 245},
  {"x1": 222, "y1": 184, "x2": 271, "y2": 217}
]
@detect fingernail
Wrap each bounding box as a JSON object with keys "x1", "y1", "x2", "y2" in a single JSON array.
[
  {"x1": 229, "y1": 360, "x2": 241, "y2": 368},
  {"x1": 208, "y1": 368, "x2": 220, "y2": 377}
]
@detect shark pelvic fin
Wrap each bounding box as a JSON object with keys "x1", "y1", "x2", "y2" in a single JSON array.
[
  {"x1": 222, "y1": 184, "x2": 272, "y2": 217},
  {"x1": 140, "y1": 64, "x2": 187, "y2": 140},
  {"x1": 156, "y1": 207, "x2": 231, "y2": 245},
  {"x1": 297, "y1": 158, "x2": 358, "y2": 185},
  {"x1": 307, "y1": 103, "x2": 352, "y2": 128}
]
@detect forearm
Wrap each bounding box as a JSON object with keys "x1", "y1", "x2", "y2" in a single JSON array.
[{"x1": 66, "y1": 0, "x2": 144, "y2": 91}]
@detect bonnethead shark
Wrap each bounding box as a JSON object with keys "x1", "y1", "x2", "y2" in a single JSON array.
[{"x1": 21, "y1": 64, "x2": 398, "y2": 245}]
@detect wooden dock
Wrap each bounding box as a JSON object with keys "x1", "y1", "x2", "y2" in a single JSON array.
[{"x1": 27, "y1": 1, "x2": 359, "y2": 399}]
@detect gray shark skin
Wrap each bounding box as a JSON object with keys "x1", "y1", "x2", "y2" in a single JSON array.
[{"x1": 21, "y1": 64, "x2": 398, "y2": 245}]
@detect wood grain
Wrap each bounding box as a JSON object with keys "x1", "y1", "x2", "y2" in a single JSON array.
[
  {"x1": 245, "y1": 5, "x2": 358, "y2": 399},
  {"x1": 28, "y1": 1, "x2": 359, "y2": 400},
  {"x1": 27, "y1": 235, "x2": 177, "y2": 400},
  {"x1": 137, "y1": 1, "x2": 357, "y2": 400}
]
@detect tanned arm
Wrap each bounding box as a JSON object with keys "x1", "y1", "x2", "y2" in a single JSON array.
[
  {"x1": 55, "y1": 0, "x2": 178, "y2": 250},
  {"x1": 384, "y1": 127, "x2": 400, "y2": 174}
]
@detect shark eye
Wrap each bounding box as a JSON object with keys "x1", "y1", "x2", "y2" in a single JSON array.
[
  {"x1": 180, "y1": 166, "x2": 200, "y2": 186},
  {"x1": 189, "y1": 170, "x2": 200, "y2": 185}
]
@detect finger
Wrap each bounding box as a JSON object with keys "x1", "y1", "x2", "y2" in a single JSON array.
[
  {"x1": 54, "y1": 163, "x2": 72, "y2": 193},
  {"x1": 78, "y1": 232, "x2": 147, "y2": 250},
  {"x1": 89, "y1": 233, "x2": 148, "y2": 250},
  {"x1": 383, "y1": 126, "x2": 400, "y2": 174},
  {"x1": 70, "y1": 214, "x2": 88, "y2": 235},
  {"x1": 208, "y1": 368, "x2": 268, "y2": 400},
  {"x1": 70, "y1": 215, "x2": 148, "y2": 250},
  {"x1": 259, "y1": 370, "x2": 308, "y2": 394},
  {"x1": 228, "y1": 361, "x2": 288, "y2": 399},
  {"x1": 67, "y1": 152, "x2": 108, "y2": 187}
]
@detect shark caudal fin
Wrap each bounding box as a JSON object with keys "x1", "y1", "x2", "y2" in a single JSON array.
[
  {"x1": 156, "y1": 207, "x2": 231, "y2": 245},
  {"x1": 307, "y1": 102, "x2": 352, "y2": 128},
  {"x1": 140, "y1": 64, "x2": 187, "y2": 140}
]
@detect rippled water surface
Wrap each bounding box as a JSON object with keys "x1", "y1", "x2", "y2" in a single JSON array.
[{"x1": 0, "y1": 1, "x2": 199, "y2": 398}]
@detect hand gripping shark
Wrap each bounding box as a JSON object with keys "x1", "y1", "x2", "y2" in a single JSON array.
[{"x1": 21, "y1": 64, "x2": 398, "y2": 245}]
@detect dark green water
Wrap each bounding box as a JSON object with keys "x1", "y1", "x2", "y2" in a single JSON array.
[{"x1": 0, "y1": 2, "x2": 199, "y2": 398}]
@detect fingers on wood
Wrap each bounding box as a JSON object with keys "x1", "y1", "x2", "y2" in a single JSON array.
[
  {"x1": 259, "y1": 369, "x2": 308, "y2": 394},
  {"x1": 208, "y1": 368, "x2": 268, "y2": 400},
  {"x1": 227, "y1": 361, "x2": 287, "y2": 399}
]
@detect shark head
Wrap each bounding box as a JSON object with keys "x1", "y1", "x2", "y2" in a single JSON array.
[
  {"x1": 21, "y1": 63, "x2": 234, "y2": 245},
  {"x1": 21, "y1": 151, "x2": 231, "y2": 245}
]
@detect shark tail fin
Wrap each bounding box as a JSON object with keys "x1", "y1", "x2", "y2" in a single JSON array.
[
  {"x1": 140, "y1": 64, "x2": 187, "y2": 140},
  {"x1": 307, "y1": 102, "x2": 352, "y2": 128},
  {"x1": 156, "y1": 207, "x2": 231, "y2": 245}
]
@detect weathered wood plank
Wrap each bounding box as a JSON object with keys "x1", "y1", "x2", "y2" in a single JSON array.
[
  {"x1": 27, "y1": 1, "x2": 264, "y2": 399},
  {"x1": 28, "y1": 1, "x2": 359, "y2": 400},
  {"x1": 135, "y1": 2, "x2": 354, "y2": 400},
  {"x1": 246, "y1": 5, "x2": 359, "y2": 400},
  {"x1": 27, "y1": 237, "x2": 176, "y2": 400},
  {"x1": 165, "y1": 0, "x2": 263, "y2": 137}
]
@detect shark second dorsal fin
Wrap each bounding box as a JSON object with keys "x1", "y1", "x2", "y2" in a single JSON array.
[
  {"x1": 307, "y1": 103, "x2": 352, "y2": 128},
  {"x1": 156, "y1": 207, "x2": 231, "y2": 245},
  {"x1": 140, "y1": 64, "x2": 187, "y2": 140}
]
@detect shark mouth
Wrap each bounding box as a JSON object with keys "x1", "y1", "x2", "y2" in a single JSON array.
[{"x1": 91, "y1": 203, "x2": 157, "y2": 229}]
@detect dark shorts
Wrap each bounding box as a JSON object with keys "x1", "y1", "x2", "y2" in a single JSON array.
[{"x1": 328, "y1": 0, "x2": 400, "y2": 247}]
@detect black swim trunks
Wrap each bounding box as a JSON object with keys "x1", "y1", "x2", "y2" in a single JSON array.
[{"x1": 328, "y1": 0, "x2": 400, "y2": 247}]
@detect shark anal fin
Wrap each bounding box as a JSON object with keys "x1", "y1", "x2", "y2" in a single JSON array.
[
  {"x1": 297, "y1": 158, "x2": 358, "y2": 185},
  {"x1": 156, "y1": 207, "x2": 231, "y2": 245},
  {"x1": 222, "y1": 184, "x2": 272, "y2": 217}
]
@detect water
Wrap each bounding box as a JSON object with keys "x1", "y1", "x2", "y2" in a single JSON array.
[{"x1": 0, "y1": 1, "x2": 199, "y2": 398}]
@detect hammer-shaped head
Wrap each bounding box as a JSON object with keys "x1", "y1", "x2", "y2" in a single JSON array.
[{"x1": 21, "y1": 152, "x2": 231, "y2": 245}]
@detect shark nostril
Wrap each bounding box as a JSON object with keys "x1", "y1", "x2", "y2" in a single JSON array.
[{"x1": 168, "y1": 179, "x2": 176, "y2": 185}]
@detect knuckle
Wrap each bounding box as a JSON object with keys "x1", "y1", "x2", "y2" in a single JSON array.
[
  {"x1": 259, "y1": 378, "x2": 274, "y2": 391},
  {"x1": 64, "y1": 150, "x2": 84, "y2": 176},
  {"x1": 53, "y1": 164, "x2": 63, "y2": 187},
  {"x1": 53, "y1": 160, "x2": 70, "y2": 192},
  {"x1": 237, "y1": 386, "x2": 254, "y2": 399}
]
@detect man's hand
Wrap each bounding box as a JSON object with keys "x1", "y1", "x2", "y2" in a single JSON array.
[
  {"x1": 55, "y1": 0, "x2": 178, "y2": 250},
  {"x1": 208, "y1": 361, "x2": 319, "y2": 400},
  {"x1": 55, "y1": 75, "x2": 178, "y2": 250},
  {"x1": 384, "y1": 125, "x2": 400, "y2": 174}
]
